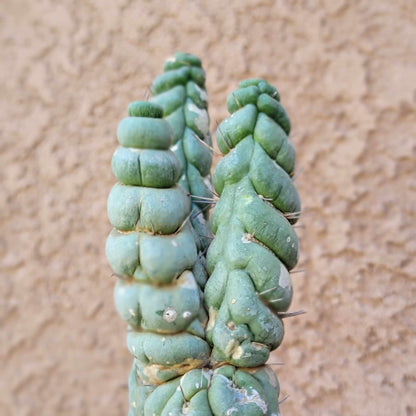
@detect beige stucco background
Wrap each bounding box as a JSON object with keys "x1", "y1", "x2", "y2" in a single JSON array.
[{"x1": 1, "y1": 1, "x2": 415, "y2": 415}]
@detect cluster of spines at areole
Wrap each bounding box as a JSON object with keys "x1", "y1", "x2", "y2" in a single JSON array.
[{"x1": 106, "y1": 53, "x2": 302, "y2": 416}]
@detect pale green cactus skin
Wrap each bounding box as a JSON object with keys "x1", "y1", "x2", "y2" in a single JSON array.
[
  {"x1": 128, "y1": 365, "x2": 281, "y2": 416},
  {"x1": 151, "y1": 52, "x2": 213, "y2": 258},
  {"x1": 107, "y1": 66, "x2": 299, "y2": 414},
  {"x1": 205, "y1": 79, "x2": 301, "y2": 368},
  {"x1": 106, "y1": 102, "x2": 210, "y2": 392}
]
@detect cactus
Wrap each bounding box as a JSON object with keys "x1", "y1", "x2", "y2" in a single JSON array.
[
  {"x1": 151, "y1": 52, "x2": 213, "y2": 257},
  {"x1": 106, "y1": 101, "x2": 210, "y2": 397},
  {"x1": 129, "y1": 365, "x2": 281, "y2": 415},
  {"x1": 107, "y1": 54, "x2": 301, "y2": 415},
  {"x1": 205, "y1": 79, "x2": 300, "y2": 367}
]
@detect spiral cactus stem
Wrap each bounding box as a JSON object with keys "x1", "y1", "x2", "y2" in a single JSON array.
[
  {"x1": 277, "y1": 310, "x2": 306, "y2": 319},
  {"x1": 205, "y1": 79, "x2": 302, "y2": 368}
]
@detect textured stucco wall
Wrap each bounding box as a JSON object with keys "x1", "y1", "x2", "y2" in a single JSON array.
[{"x1": 1, "y1": 1, "x2": 415, "y2": 415}]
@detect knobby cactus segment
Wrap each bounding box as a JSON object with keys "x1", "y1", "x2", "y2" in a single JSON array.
[
  {"x1": 205, "y1": 79, "x2": 301, "y2": 367},
  {"x1": 128, "y1": 365, "x2": 281, "y2": 416},
  {"x1": 150, "y1": 53, "x2": 213, "y2": 259},
  {"x1": 106, "y1": 102, "x2": 210, "y2": 400},
  {"x1": 107, "y1": 60, "x2": 299, "y2": 414}
]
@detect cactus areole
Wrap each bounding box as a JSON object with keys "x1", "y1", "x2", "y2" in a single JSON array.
[{"x1": 106, "y1": 53, "x2": 301, "y2": 415}]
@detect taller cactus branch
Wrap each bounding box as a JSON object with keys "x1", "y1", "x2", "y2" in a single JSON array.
[
  {"x1": 205, "y1": 79, "x2": 301, "y2": 367},
  {"x1": 151, "y1": 53, "x2": 213, "y2": 255}
]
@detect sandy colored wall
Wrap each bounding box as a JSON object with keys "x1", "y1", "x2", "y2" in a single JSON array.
[{"x1": 1, "y1": 1, "x2": 415, "y2": 415}]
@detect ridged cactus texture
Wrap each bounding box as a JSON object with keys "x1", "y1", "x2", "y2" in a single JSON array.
[
  {"x1": 107, "y1": 53, "x2": 301, "y2": 415},
  {"x1": 129, "y1": 365, "x2": 281, "y2": 415},
  {"x1": 205, "y1": 79, "x2": 300, "y2": 367},
  {"x1": 106, "y1": 101, "x2": 210, "y2": 395},
  {"x1": 150, "y1": 53, "x2": 213, "y2": 255}
]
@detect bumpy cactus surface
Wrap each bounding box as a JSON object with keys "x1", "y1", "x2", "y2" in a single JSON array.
[
  {"x1": 129, "y1": 365, "x2": 281, "y2": 415},
  {"x1": 106, "y1": 101, "x2": 210, "y2": 395},
  {"x1": 107, "y1": 53, "x2": 301, "y2": 415},
  {"x1": 205, "y1": 79, "x2": 300, "y2": 368},
  {"x1": 151, "y1": 52, "x2": 213, "y2": 255}
]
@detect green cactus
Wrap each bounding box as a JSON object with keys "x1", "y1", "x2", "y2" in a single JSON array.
[
  {"x1": 107, "y1": 53, "x2": 301, "y2": 414},
  {"x1": 205, "y1": 79, "x2": 300, "y2": 368},
  {"x1": 151, "y1": 52, "x2": 213, "y2": 257},
  {"x1": 106, "y1": 101, "x2": 211, "y2": 392}
]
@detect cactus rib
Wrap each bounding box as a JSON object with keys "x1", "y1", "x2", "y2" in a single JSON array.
[
  {"x1": 106, "y1": 102, "x2": 210, "y2": 399},
  {"x1": 205, "y1": 79, "x2": 301, "y2": 368}
]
